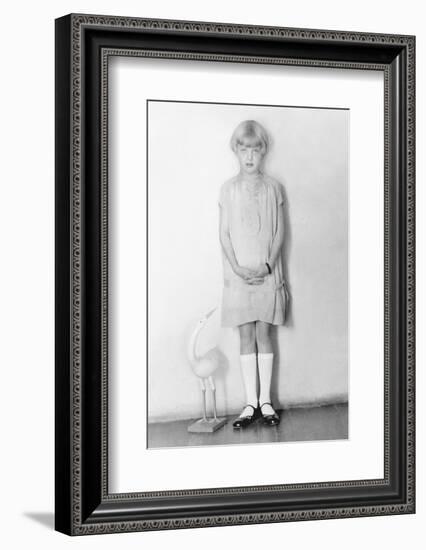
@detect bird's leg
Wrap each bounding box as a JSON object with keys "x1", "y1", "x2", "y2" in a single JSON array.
[
  {"x1": 208, "y1": 376, "x2": 217, "y2": 420},
  {"x1": 199, "y1": 378, "x2": 207, "y2": 421}
]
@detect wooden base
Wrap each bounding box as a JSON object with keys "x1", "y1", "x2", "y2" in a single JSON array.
[{"x1": 187, "y1": 417, "x2": 227, "y2": 433}]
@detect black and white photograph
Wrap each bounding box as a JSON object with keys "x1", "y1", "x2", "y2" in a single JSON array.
[
  {"x1": 146, "y1": 100, "x2": 349, "y2": 449},
  {"x1": 50, "y1": 7, "x2": 416, "y2": 539},
  {"x1": 0, "y1": 0, "x2": 420, "y2": 545}
]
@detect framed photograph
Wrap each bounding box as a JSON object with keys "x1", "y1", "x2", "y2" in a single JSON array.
[{"x1": 55, "y1": 14, "x2": 415, "y2": 535}]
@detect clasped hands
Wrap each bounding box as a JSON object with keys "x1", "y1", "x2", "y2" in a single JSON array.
[{"x1": 234, "y1": 264, "x2": 270, "y2": 285}]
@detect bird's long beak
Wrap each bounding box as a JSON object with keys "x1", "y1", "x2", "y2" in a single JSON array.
[{"x1": 204, "y1": 307, "x2": 217, "y2": 320}]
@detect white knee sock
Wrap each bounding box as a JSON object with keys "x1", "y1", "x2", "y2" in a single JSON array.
[
  {"x1": 258, "y1": 353, "x2": 275, "y2": 415},
  {"x1": 239, "y1": 353, "x2": 258, "y2": 416}
]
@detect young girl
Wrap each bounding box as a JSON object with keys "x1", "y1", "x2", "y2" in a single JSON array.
[{"x1": 218, "y1": 120, "x2": 287, "y2": 428}]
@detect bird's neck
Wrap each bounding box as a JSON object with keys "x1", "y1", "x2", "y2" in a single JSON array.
[{"x1": 188, "y1": 322, "x2": 204, "y2": 365}]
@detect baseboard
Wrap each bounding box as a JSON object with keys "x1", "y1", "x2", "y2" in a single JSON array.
[{"x1": 149, "y1": 395, "x2": 348, "y2": 424}]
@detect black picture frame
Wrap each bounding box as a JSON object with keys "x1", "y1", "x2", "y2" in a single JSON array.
[{"x1": 55, "y1": 13, "x2": 416, "y2": 535}]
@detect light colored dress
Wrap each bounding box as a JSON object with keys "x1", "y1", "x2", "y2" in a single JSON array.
[{"x1": 219, "y1": 172, "x2": 287, "y2": 328}]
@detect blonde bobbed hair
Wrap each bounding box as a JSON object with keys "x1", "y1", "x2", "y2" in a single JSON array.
[{"x1": 230, "y1": 120, "x2": 269, "y2": 154}]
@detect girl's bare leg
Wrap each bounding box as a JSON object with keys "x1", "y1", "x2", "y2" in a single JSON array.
[
  {"x1": 236, "y1": 322, "x2": 258, "y2": 419},
  {"x1": 255, "y1": 321, "x2": 273, "y2": 353},
  {"x1": 256, "y1": 321, "x2": 278, "y2": 420},
  {"x1": 239, "y1": 322, "x2": 256, "y2": 354}
]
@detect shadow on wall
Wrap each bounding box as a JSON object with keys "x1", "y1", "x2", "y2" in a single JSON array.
[
  {"x1": 279, "y1": 176, "x2": 293, "y2": 329},
  {"x1": 269, "y1": 177, "x2": 291, "y2": 409}
]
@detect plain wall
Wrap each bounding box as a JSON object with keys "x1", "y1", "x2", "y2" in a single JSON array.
[
  {"x1": 147, "y1": 101, "x2": 348, "y2": 421},
  {"x1": 1, "y1": 1, "x2": 424, "y2": 549}
]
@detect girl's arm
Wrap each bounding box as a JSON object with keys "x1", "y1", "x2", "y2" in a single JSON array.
[
  {"x1": 219, "y1": 205, "x2": 260, "y2": 282},
  {"x1": 253, "y1": 204, "x2": 285, "y2": 277},
  {"x1": 268, "y1": 204, "x2": 285, "y2": 269},
  {"x1": 219, "y1": 205, "x2": 238, "y2": 272},
  {"x1": 268, "y1": 206, "x2": 289, "y2": 300}
]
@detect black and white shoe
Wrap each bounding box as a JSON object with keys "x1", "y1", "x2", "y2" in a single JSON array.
[
  {"x1": 259, "y1": 402, "x2": 280, "y2": 426},
  {"x1": 232, "y1": 404, "x2": 258, "y2": 429}
]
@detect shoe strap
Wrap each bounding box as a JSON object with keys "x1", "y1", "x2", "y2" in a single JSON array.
[
  {"x1": 260, "y1": 402, "x2": 273, "y2": 408},
  {"x1": 239, "y1": 404, "x2": 256, "y2": 418}
]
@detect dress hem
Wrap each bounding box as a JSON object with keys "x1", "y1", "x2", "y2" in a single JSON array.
[{"x1": 220, "y1": 317, "x2": 286, "y2": 328}]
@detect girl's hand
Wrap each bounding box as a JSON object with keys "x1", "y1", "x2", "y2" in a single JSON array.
[
  {"x1": 234, "y1": 266, "x2": 265, "y2": 285},
  {"x1": 245, "y1": 263, "x2": 271, "y2": 285},
  {"x1": 246, "y1": 277, "x2": 265, "y2": 285},
  {"x1": 234, "y1": 265, "x2": 257, "y2": 280},
  {"x1": 252, "y1": 264, "x2": 270, "y2": 278}
]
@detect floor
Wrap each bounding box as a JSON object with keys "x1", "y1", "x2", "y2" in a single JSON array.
[{"x1": 148, "y1": 403, "x2": 348, "y2": 449}]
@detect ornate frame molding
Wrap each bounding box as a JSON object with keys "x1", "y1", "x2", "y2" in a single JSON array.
[{"x1": 55, "y1": 13, "x2": 415, "y2": 535}]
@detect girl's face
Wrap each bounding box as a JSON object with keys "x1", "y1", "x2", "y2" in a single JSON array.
[{"x1": 236, "y1": 139, "x2": 264, "y2": 175}]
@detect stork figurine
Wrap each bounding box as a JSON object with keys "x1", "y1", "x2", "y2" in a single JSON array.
[{"x1": 187, "y1": 307, "x2": 227, "y2": 433}]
